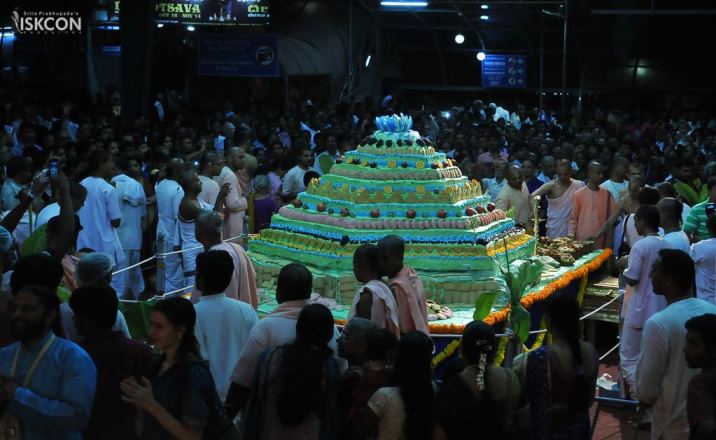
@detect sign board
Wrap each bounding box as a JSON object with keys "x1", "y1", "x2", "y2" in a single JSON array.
[
  {"x1": 481, "y1": 54, "x2": 526, "y2": 88},
  {"x1": 198, "y1": 34, "x2": 278, "y2": 77},
  {"x1": 98, "y1": 1, "x2": 271, "y2": 27}
]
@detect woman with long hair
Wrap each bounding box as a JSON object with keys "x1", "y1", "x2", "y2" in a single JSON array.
[
  {"x1": 435, "y1": 321, "x2": 520, "y2": 439},
  {"x1": 513, "y1": 291, "x2": 598, "y2": 439},
  {"x1": 243, "y1": 303, "x2": 341, "y2": 439},
  {"x1": 120, "y1": 296, "x2": 236, "y2": 440},
  {"x1": 356, "y1": 331, "x2": 436, "y2": 440}
]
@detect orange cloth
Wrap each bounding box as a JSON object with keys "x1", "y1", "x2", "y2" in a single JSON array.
[
  {"x1": 214, "y1": 166, "x2": 247, "y2": 241},
  {"x1": 388, "y1": 266, "x2": 429, "y2": 335},
  {"x1": 568, "y1": 186, "x2": 615, "y2": 248},
  {"x1": 190, "y1": 242, "x2": 258, "y2": 308}
]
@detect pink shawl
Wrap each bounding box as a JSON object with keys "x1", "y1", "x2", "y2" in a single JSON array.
[{"x1": 389, "y1": 266, "x2": 429, "y2": 335}]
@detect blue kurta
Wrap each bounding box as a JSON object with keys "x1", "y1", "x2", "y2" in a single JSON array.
[{"x1": 0, "y1": 331, "x2": 97, "y2": 439}]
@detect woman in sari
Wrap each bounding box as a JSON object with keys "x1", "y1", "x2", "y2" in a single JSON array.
[{"x1": 513, "y1": 291, "x2": 598, "y2": 439}]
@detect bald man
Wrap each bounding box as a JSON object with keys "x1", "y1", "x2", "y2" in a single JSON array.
[
  {"x1": 658, "y1": 197, "x2": 690, "y2": 253},
  {"x1": 191, "y1": 211, "x2": 258, "y2": 308},
  {"x1": 532, "y1": 159, "x2": 585, "y2": 238},
  {"x1": 494, "y1": 164, "x2": 531, "y2": 227},
  {"x1": 198, "y1": 151, "x2": 222, "y2": 206},
  {"x1": 378, "y1": 235, "x2": 428, "y2": 335},
  {"x1": 155, "y1": 157, "x2": 185, "y2": 293},
  {"x1": 569, "y1": 161, "x2": 615, "y2": 248},
  {"x1": 215, "y1": 147, "x2": 248, "y2": 242}
]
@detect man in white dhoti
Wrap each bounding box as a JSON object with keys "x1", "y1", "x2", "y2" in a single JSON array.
[
  {"x1": 620, "y1": 205, "x2": 667, "y2": 398},
  {"x1": 155, "y1": 158, "x2": 185, "y2": 293},
  {"x1": 193, "y1": 250, "x2": 258, "y2": 401},
  {"x1": 691, "y1": 215, "x2": 716, "y2": 303},
  {"x1": 198, "y1": 151, "x2": 222, "y2": 206},
  {"x1": 76, "y1": 149, "x2": 125, "y2": 288},
  {"x1": 111, "y1": 158, "x2": 146, "y2": 299}
]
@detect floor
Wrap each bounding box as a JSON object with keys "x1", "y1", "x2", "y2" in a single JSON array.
[{"x1": 590, "y1": 361, "x2": 651, "y2": 440}]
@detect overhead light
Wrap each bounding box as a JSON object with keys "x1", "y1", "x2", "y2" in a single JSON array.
[
  {"x1": 454, "y1": 33, "x2": 465, "y2": 44},
  {"x1": 186, "y1": 25, "x2": 195, "y2": 32},
  {"x1": 365, "y1": 54, "x2": 372, "y2": 67},
  {"x1": 157, "y1": 23, "x2": 164, "y2": 28},
  {"x1": 476, "y1": 51, "x2": 486, "y2": 61},
  {"x1": 481, "y1": 4, "x2": 489, "y2": 9},
  {"x1": 480, "y1": 15, "x2": 489, "y2": 20},
  {"x1": 380, "y1": 1, "x2": 429, "y2": 6}
]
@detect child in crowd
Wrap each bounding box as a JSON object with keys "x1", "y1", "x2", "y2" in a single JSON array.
[
  {"x1": 378, "y1": 235, "x2": 429, "y2": 335},
  {"x1": 349, "y1": 244, "x2": 400, "y2": 337}
]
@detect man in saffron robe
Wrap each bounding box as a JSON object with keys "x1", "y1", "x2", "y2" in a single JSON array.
[
  {"x1": 569, "y1": 161, "x2": 615, "y2": 248},
  {"x1": 532, "y1": 159, "x2": 585, "y2": 238},
  {"x1": 378, "y1": 235, "x2": 428, "y2": 335}
]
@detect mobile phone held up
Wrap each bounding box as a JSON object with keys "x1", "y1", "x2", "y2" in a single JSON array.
[{"x1": 48, "y1": 159, "x2": 59, "y2": 177}]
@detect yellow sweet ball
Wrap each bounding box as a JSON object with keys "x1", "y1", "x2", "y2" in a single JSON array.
[
  {"x1": 388, "y1": 160, "x2": 397, "y2": 168},
  {"x1": 416, "y1": 161, "x2": 425, "y2": 169}
]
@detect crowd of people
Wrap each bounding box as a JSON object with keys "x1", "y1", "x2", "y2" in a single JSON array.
[{"x1": 0, "y1": 89, "x2": 715, "y2": 438}]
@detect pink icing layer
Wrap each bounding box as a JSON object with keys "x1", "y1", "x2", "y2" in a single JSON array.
[{"x1": 277, "y1": 206, "x2": 507, "y2": 230}]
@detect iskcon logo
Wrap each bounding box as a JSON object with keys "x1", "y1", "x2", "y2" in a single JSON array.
[{"x1": 10, "y1": 7, "x2": 82, "y2": 34}]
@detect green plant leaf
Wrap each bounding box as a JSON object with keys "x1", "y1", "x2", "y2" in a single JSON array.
[
  {"x1": 511, "y1": 304, "x2": 531, "y2": 344},
  {"x1": 473, "y1": 290, "x2": 499, "y2": 321}
]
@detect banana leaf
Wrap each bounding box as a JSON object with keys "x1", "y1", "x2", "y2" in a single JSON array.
[
  {"x1": 473, "y1": 290, "x2": 499, "y2": 321},
  {"x1": 511, "y1": 303, "x2": 532, "y2": 344}
]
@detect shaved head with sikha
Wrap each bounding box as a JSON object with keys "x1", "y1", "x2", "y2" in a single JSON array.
[
  {"x1": 195, "y1": 211, "x2": 224, "y2": 249},
  {"x1": 378, "y1": 235, "x2": 405, "y2": 278}
]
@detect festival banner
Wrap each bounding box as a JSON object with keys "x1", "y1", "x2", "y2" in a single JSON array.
[{"x1": 198, "y1": 33, "x2": 278, "y2": 77}]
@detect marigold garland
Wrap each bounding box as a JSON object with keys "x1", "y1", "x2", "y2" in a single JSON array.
[
  {"x1": 432, "y1": 339, "x2": 461, "y2": 368},
  {"x1": 332, "y1": 250, "x2": 611, "y2": 339}
]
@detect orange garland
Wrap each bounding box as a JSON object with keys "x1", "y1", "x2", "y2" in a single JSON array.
[{"x1": 427, "y1": 248, "x2": 612, "y2": 334}]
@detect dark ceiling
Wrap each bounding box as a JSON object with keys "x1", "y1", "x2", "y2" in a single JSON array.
[{"x1": 355, "y1": 0, "x2": 716, "y2": 92}]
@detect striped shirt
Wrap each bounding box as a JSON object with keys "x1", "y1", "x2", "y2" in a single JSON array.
[{"x1": 684, "y1": 200, "x2": 712, "y2": 241}]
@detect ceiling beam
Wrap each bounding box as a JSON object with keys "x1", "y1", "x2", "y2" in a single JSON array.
[
  {"x1": 591, "y1": 9, "x2": 716, "y2": 15},
  {"x1": 381, "y1": 24, "x2": 564, "y2": 31},
  {"x1": 396, "y1": 45, "x2": 566, "y2": 53}
]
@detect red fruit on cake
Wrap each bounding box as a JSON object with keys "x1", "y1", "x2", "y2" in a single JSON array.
[
  {"x1": 465, "y1": 207, "x2": 477, "y2": 216},
  {"x1": 487, "y1": 202, "x2": 496, "y2": 212},
  {"x1": 406, "y1": 209, "x2": 417, "y2": 219},
  {"x1": 292, "y1": 199, "x2": 303, "y2": 208},
  {"x1": 317, "y1": 202, "x2": 327, "y2": 212},
  {"x1": 370, "y1": 209, "x2": 380, "y2": 218},
  {"x1": 437, "y1": 210, "x2": 447, "y2": 219},
  {"x1": 476, "y1": 205, "x2": 486, "y2": 214}
]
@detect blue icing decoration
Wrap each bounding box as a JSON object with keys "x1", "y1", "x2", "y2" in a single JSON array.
[{"x1": 374, "y1": 114, "x2": 413, "y2": 133}]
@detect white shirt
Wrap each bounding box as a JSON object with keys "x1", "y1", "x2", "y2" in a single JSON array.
[
  {"x1": 194, "y1": 294, "x2": 258, "y2": 400},
  {"x1": 77, "y1": 177, "x2": 125, "y2": 267},
  {"x1": 623, "y1": 235, "x2": 667, "y2": 329},
  {"x1": 230, "y1": 300, "x2": 341, "y2": 387},
  {"x1": 481, "y1": 178, "x2": 506, "y2": 201},
  {"x1": 537, "y1": 172, "x2": 552, "y2": 184},
  {"x1": 34, "y1": 202, "x2": 60, "y2": 230},
  {"x1": 681, "y1": 203, "x2": 691, "y2": 226},
  {"x1": 661, "y1": 230, "x2": 691, "y2": 254},
  {"x1": 636, "y1": 298, "x2": 716, "y2": 440},
  {"x1": 282, "y1": 165, "x2": 308, "y2": 196},
  {"x1": 111, "y1": 174, "x2": 146, "y2": 251},
  {"x1": 153, "y1": 100, "x2": 164, "y2": 121},
  {"x1": 600, "y1": 179, "x2": 629, "y2": 203},
  {"x1": 155, "y1": 179, "x2": 184, "y2": 244},
  {"x1": 0, "y1": 178, "x2": 24, "y2": 212},
  {"x1": 198, "y1": 175, "x2": 220, "y2": 207},
  {"x1": 60, "y1": 302, "x2": 131, "y2": 342},
  {"x1": 692, "y1": 238, "x2": 716, "y2": 303}
]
